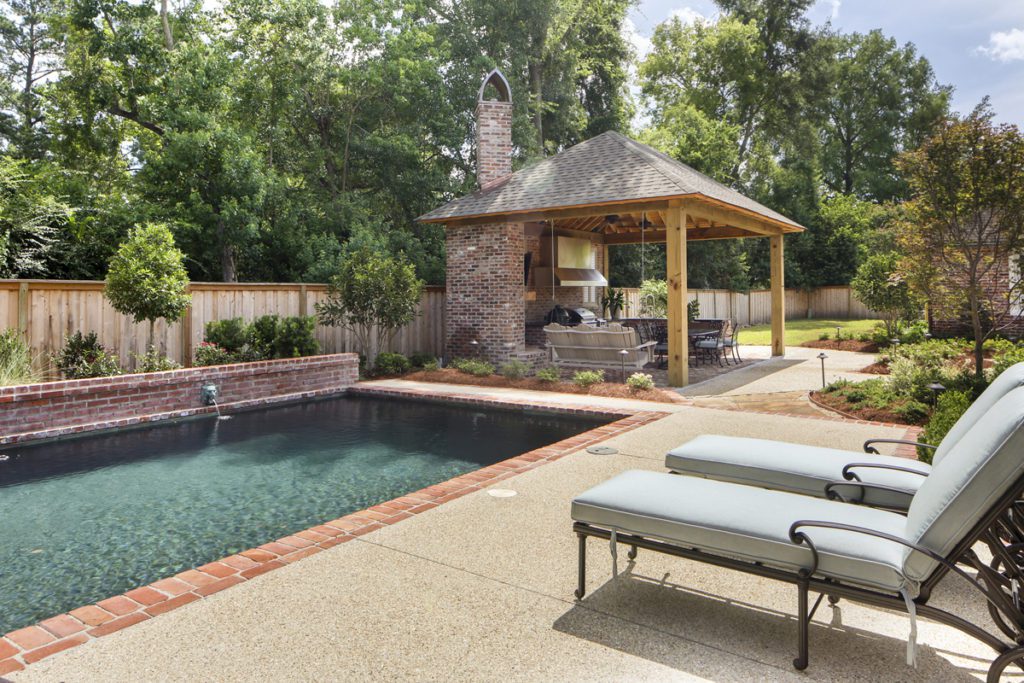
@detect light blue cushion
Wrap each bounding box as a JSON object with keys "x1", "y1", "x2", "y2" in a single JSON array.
[
  {"x1": 572, "y1": 470, "x2": 913, "y2": 593},
  {"x1": 903, "y1": 386, "x2": 1024, "y2": 581},
  {"x1": 666, "y1": 435, "x2": 930, "y2": 510},
  {"x1": 932, "y1": 362, "x2": 1024, "y2": 464}
]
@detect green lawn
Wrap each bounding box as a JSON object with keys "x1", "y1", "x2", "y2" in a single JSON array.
[{"x1": 740, "y1": 318, "x2": 883, "y2": 346}]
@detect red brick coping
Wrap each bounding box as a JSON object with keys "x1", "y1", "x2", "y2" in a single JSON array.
[
  {"x1": 0, "y1": 354, "x2": 359, "y2": 445},
  {"x1": 0, "y1": 388, "x2": 668, "y2": 674}
]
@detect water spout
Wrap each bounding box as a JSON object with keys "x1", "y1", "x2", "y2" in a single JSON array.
[{"x1": 210, "y1": 398, "x2": 231, "y2": 421}]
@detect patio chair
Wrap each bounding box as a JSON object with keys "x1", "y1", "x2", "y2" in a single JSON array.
[
  {"x1": 571, "y1": 386, "x2": 1024, "y2": 679},
  {"x1": 693, "y1": 320, "x2": 726, "y2": 367},
  {"x1": 662, "y1": 362, "x2": 1024, "y2": 512},
  {"x1": 722, "y1": 319, "x2": 741, "y2": 363}
]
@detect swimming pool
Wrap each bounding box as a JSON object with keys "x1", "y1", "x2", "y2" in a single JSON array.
[{"x1": 0, "y1": 395, "x2": 608, "y2": 634}]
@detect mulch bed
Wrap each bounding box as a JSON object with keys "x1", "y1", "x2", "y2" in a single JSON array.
[
  {"x1": 860, "y1": 362, "x2": 890, "y2": 375},
  {"x1": 809, "y1": 390, "x2": 918, "y2": 425},
  {"x1": 398, "y1": 368, "x2": 685, "y2": 404},
  {"x1": 802, "y1": 339, "x2": 879, "y2": 353}
]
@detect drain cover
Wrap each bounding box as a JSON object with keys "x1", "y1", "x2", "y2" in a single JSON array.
[
  {"x1": 487, "y1": 489, "x2": 518, "y2": 498},
  {"x1": 586, "y1": 446, "x2": 618, "y2": 455}
]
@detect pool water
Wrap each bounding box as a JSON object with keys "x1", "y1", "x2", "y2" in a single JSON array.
[{"x1": 0, "y1": 395, "x2": 607, "y2": 634}]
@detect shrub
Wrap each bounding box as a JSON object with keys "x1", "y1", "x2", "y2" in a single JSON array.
[
  {"x1": 850, "y1": 251, "x2": 922, "y2": 338},
  {"x1": 273, "y1": 316, "x2": 319, "y2": 358},
  {"x1": 0, "y1": 328, "x2": 39, "y2": 386},
  {"x1": 818, "y1": 332, "x2": 830, "y2": 341},
  {"x1": 535, "y1": 366, "x2": 561, "y2": 382},
  {"x1": 626, "y1": 372, "x2": 655, "y2": 392},
  {"x1": 134, "y1": 346, "x2": 180, "y2": 373},
  {"x1": 53, "y1": 331, "x2": 122, "y2": 379},
  {"x1": 408, "y1": 352, "x2": 436, "y2": 369},
  {"x1": 993, "y1": 344, "x2": 1024, "y2": 380},
  {"x1": 919, "y1": 390, "x2": 972, "y2": 463},
  {"x1": 247, "y1": 315, "x2": 280, "y2": 359},
  {"x1": 639, "y1": 280, "x2": 667, "y2": 317},
  {"x1": 500, "y1": 360, "x2": 530, "y2": 379},
  {"x1": 194, "y1": 341, "x2": 234, "y2": 367},
  {"x1": 572, "y1": 369, "x2": 604, "y2": 387},
  {"x1": 420, "y1": 359, "x2": 439, "y2": 371},
  {"x1": 687, "y1": 299, "x2": 700, "y2": 322},
  {"x1": 204, "y1": 318, "x2": 249, "y2": 354},
  {"x1": 453, "y1": 359, "x2": 494, "y2": 376},
  {"x1": 375, "y1": 352, "x2": 411, "y2": 376}
]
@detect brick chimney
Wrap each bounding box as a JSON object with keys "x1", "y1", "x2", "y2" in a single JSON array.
[{"x1": 476, "y1": 69, "x2": 513, "y2": 188}]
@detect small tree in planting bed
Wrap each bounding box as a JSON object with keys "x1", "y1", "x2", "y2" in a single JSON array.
[
  {"x1": 897, "y1": 102, "x2": 1024, "y2": 377},
  {"x1": 850, "y1": 251, "x2": 922, "y2": 339},
  {"x1": 105, "y1": 223, "x2": 191, "y2": 354},
  {"x1": 315, "y1": 247, "x2": 424, "y2": 367}
]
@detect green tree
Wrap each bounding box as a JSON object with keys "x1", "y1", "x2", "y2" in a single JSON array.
[
  {"x1": 104, "y1": 223, "x2": 192, "y2": 348},
  {"x1": 850, "y1": 252, "x2": 921, "y2": 338},
  {"x1": 817, "y1": 30, "x2": 949, "y2": 200},
  {"x1": 315, "y1": 247, "x2": 424, "y2": 363},
  {"x1": 896, "y1": 102, "x2": 1024, "y2": 377},
  {"x1": 0, "y1": 157, "x2": 71, "y2": 276}
]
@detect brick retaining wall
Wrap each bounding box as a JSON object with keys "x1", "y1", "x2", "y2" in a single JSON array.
[{"x1": 0, "y1": 354, "x2": 359, "y2": 444}]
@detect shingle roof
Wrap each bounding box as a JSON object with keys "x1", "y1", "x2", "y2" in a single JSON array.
[{"x1": 417, "y1": 131, "x2": 804, "y2": 230}]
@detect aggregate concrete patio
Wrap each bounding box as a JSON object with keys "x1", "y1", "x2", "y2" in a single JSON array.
[{"x1": 10, "y1": 368, "x2": 1010, "y2": 682}]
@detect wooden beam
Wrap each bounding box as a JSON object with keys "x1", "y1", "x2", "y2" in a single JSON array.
[
  {"x1": 770, "y1": 234, "x2": 785, "y2": 356},
  {"x1": 688, "y1": 201, "x2": 783, "y2": 236},
  {"x1": 666, "y1": 205, "x2": 688, "y2": 386},
  {"x1": 440, "y1": 199, "x2": 674, "y2": 227}
]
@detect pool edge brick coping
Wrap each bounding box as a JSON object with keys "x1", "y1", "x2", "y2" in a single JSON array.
[{"x1": 0, "y1": 388, "x2": 669, "y2": 674}]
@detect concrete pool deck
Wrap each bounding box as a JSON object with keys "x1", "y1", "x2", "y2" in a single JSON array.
[{"x1": 11, "y1": 393, "x2": 1004, "y2": 682}]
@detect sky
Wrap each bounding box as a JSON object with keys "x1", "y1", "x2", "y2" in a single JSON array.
[{"x1": 626, "y1": 0, "x2": 1024, "y2": 125}]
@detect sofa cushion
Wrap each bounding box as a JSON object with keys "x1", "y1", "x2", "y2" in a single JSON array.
[
  {"x1": 572, "y1": 470, "x2": 913, "y2": 593},
  {"x1": 666, "y1": 435, "x2": 930, "y2": 510}
]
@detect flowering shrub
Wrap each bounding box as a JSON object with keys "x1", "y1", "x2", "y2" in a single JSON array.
[
  {"x1": 572, "y1": 369, "x2": 604, "y2": 387},
  {"x1": 194, "y1": 341, "x2": 234, "y2": 367},
  {"x1": 626, "y1": 372, "x2": 655, "y2": 392}
]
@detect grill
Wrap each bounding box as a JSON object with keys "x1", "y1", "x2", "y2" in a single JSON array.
[{"x1": 544, "y1": 305, "x2": 604, "y2": 327}]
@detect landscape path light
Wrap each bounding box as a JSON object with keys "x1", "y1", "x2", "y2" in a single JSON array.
[
  {"x1": 619, "y1": 349, "x2": 629, "y2": 383},
  {"x1": 928, "y1": 382, "x2": 946, "y2": 407},
  {"x1": 817, "y1": 352, "x2": 828, "y2": 389}
]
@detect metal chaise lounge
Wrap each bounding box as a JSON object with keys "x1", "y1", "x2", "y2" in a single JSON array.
[
  {"x1": 664, "y1": 362, "x2": 1024, "y2": 512},
  {"x1": 571, "y1": 387, "x2": 1024, "y2": 680}
]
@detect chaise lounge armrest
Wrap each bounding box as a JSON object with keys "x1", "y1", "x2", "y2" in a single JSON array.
[
  {"x1": 824, "y1": 480, "x2": 916, "y2": 510},
  {"x1": 842, "y1": 462, "x2": 931, "y2": 481},
  {"x1": 863, "y1": 438, "x2": 936, "y2": 454}
]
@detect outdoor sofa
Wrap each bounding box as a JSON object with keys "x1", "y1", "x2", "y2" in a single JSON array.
[
  {"x1": 570, "y1": 386, "x2": 1024, "y2": 680},
  {"x1": 543, "y1": 323, "x2": 655, "y2": 370},
  {"x1": 664, "y1": 362, "x2": 1024, "y2": 512}
]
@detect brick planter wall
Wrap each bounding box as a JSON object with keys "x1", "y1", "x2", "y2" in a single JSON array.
[{"x1": 0, "y1": 354, "x2": 359, "y2": 444}]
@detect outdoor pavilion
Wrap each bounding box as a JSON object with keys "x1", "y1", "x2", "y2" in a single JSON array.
[{"x1": 419, "y1": 71, "x2": 805, "y2": 387}]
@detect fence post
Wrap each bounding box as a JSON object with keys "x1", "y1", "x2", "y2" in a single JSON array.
[
  {"x1": 181, "y1": 284, "x2": 193, "y2": 367},
  {"x1": 847, "y1": 287, "x2": 853, "y2": 318},
  {"x1": 299, "y1": 284, "x2": 308, "y2": 317},
  {"x1": 17, "y1": 281, "x2": 29, "y2": 345}
]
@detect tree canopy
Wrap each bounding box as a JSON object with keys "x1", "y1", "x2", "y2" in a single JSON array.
[{"x1": 0, "y1": 0, "x2": 957, "y2": 294}]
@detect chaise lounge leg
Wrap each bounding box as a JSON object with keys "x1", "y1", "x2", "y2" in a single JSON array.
[
  {"x1": 575, "y1": 532, "x2": 587, "y2": 599},
  {"x1": 794, "y1": 577, "x2": 810, "y2": 671},
  {"x1": 628, "y1": 544, "x2": 638, "y2": 560}
]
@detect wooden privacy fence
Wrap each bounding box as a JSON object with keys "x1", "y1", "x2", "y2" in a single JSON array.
[
  {"x1": 619, "y1": 285, "x2": 879, "y2": 325},
  {"x1": 0, "y1": 280, "x2": 445, "y2": 372}
]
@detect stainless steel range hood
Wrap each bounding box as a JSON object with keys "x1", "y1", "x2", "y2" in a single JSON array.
[
  {"x1": 533, "y1": 267, "x2": 608, "y2": 287},
  {"x1": 536, "y1": 235, "x2": 607, "y2": 287}
]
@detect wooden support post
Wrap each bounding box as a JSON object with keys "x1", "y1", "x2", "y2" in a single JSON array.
[
  {"x1": 17, "y1": 281, "x2": 29, "y2": 346},
  {"x1": 770, "y1": 235, "x2": 785, "y2": 356},
  {"x1": 667, "y1": 204, "x2": 688, "y2": 386},
  {"x1": 299, "y1": 284, "x2": 308, "y2": 317},
  {"x1": 181, "y1": 284, "x2": 193, "y2": 368}
]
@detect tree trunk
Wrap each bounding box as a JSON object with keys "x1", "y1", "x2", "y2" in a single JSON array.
[
  {"x1": 148, "y1": 319, "x2": 155, "y2": 351},
  {"x1": 529, "y1": 61, "x2": 543, "y2": 152},
  {"x1": 160, "y1": 0, "x2": 174, "y2": 50},
  {"x1": 217, "y1": 218, "x2": 237, "y2": 282},
  {"x1": 969, "y1": 289, "x2": 985, "y2": 378}
]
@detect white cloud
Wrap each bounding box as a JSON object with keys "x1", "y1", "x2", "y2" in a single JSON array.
[
  {"x1": 669, "y1": 7, "x2": 705, "y2": 25},
  {"x1": 829, "y1": 0, "x2": 841, "y2": 21},
  {"x1": 978, "y1": 28, "x2": 1024, "y2": 62},
  {"x1": 622, "y1": 17, "x2": 653, "y2": 61}
]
